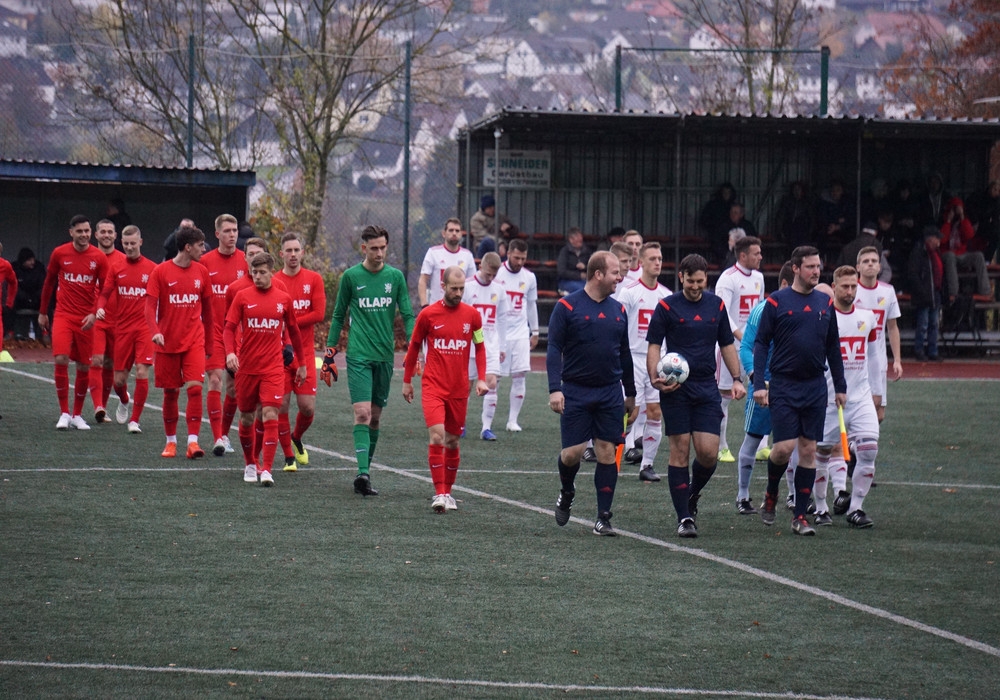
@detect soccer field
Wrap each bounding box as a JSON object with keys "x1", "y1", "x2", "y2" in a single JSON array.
[{"x1": 1, "y1": 363, "x2": 998, "y2": 699}]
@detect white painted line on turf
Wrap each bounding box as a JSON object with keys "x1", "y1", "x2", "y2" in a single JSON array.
[
  {"x1": 0, "y1": 660, "x2": 887, "y2": 699},
  {"x1": 5, "y1": 366, "x2": 1000, "y2": 661}
]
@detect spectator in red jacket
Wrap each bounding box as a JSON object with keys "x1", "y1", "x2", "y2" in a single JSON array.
[{"x1": 940, "y1": 197, "x2": 991, "y2": 300}]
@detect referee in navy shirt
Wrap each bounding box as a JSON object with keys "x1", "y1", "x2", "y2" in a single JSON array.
[
  {"x1": 547, "y1": 251, "x2": 637, "y2": 537},
  {"x1": 753, "y1": 245, "x2": 847, "y2": 536}
]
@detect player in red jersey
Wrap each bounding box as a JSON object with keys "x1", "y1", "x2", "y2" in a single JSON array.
[
  {"x1": 144, "y1": 225, "x2": 214, "y2": 459},
  {"x1": 275, "y1": 232, "x2": 326, "y2": 470},
  {"x1": 403, "y1": 267, "x2": 487, "y2": 513},
  {"x1": 89, "y1": 219, "x2": 127, "y2": 423},
  {"x1": 200, "y1": 214, "x2": 247, "y2": 457},
  {"x1": 39, "y1": 215, "x2": 110, "y2": 430},
  {"x1": 96, "y1": 225, "x2": 157, "y2": 433},
  {"x1": 225, "y1": 252, "x2": 306, "y2": 486},
  {"x1": 0, "y1": 241, "x2": 17, "y2": 353}
]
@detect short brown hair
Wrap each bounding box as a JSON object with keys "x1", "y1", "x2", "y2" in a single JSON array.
[
  {"x1": 361, "y1": 225, "x2": 388, "y2": 243},
  {"x1": 245, "y1": 237, "x2": 269, "y2": 254},
  {"x1": 250, "y1": 252, "x2": 275, "y2": 269},
  {"x1": 215, "y1": 213, "x2": 238, "y2": 231},
  {"x1": 679, "y1": 253, "x2": 708, "y2": 276},
  {"x1": 833, "y1": 265, "x2": 858, "y2": 282},
  {"x1": 856, "y1": 246, "x2": 879, "y2": 265},
  {"x1": 734, "y1": 235, "x2": 761, "y2": 257}
]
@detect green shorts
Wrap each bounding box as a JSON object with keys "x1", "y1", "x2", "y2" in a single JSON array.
[{"x1": 346, "y1": 356, "x2": 394, "y2": 408}]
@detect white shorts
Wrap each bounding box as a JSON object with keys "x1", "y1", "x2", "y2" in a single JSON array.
[
  {"x1": 714, "y1": 345, "x2": 742, "y2": 391},
  {"x1": 868, "y1": 355, "x2": 888, "y2": 401},
  {"x1": 820, "y1": 396, "x2": 879, "y2": 446},
  {"x1": 500, "y1": 336, "x2": 531, "y2": 376},
  {"x1": 468, "y1": 337, "x2": 501, "y2": 378},
  {"x1": 633, "y1": 357, "x2": 659, "y2": 404}
]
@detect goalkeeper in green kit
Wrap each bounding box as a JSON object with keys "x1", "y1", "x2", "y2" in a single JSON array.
[{"x1": 323, "y1": 225, "x2": 416, "y2": 496}]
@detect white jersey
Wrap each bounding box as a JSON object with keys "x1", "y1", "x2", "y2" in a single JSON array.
[
  {"x1": 714, "y1": 263, "x2": 765, "y2": 333},
  {"x1": 618, "y1": 278, "x2": 671, "y2": 358},
  {"x1": 495, "y1": 261, "x2": 538, "y2": 341},
  {"x1": 462, "y1": 274, "x2": 508, "y2": 356},
  {"x1": 420, "y1": 244, "x2": 476, "y2": 304},
  {"x1": 854, "y1": 279, "x2": 900, "y2": 390},
  {"x1": 826, "y1": 305, "x2": 878, "y2": 402}
]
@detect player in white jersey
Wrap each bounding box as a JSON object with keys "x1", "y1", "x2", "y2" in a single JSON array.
[
  {"x1": 712, "y1": 235, "x2": 764, "y2": 463},
  {"x1": 854, "y1": 246, "x2": 903, "y2": 423},
  {"x1": 622, "y1": 230, "x2": 643, "y2": 285},
  {"x1": 812, "y1": 265, "x2": 880, "y2": 529},
  {"x1": 618, "y1": 242, "x2": 671, "y2": 481},
  {"x1": 494, "y1": 238, "x2": 538, "y2": 432},
  {"x1": 610, "y1": 241, "x2": 634, "y2": 297},
  {"x1": 418, "y1": 217, "x2": 477, "y2": 308},
  {"x1": 463, "y1": 252, "x2": 509, "y2": 441}
]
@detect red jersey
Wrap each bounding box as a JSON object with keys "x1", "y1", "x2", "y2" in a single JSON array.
[
  {"x1": 94, "y1": 249, "x2": 127, "y2": 330},
  {"x1": 99, "y1": 255, "x2": 157, "y2": 332},
  {"x1": 224, "y1": 284, "x2": 303, "y2": 374},
  {"x1": 201, "y1": 248, "x2": 247, "y2": 333},
  {"x1": 225, "y1": 274, "x2": 292, "y2": 352},
  {"x1": 0, "y1": 258, "x2": 16, "y2": 310},
  {"x1": 144, "y1": 260, "x2": 213, "y2": 354},
  {"x1": 40, "y1": 243, "x2": 109, "y2": 319},
  {"x1": 404, "y1": 301, "x2": 485, "y2": 397},
  {"x1": 274, "y1": 267, "x2": 325, "y2": 353}
]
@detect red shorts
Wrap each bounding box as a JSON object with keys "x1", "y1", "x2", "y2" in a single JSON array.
[
  {"x1": 420, "y1": 392, "x2": 469, "y2": 436},
  {"x1": 91, "y1": 324, "x2": 115, "y2": 358},
  {"x1": 154, "y1": 348, "x2": 206, "y2": 388},
  {"x1": 236, "y1": 372, "x2": 285, "y2": 413},
  {"x1": 51, "y1": 314, "x2": 94, "y2": 363},
  {"x1": 205, "y1": 333, "x2": 227, "y2": 371},
  {"x1": 285, "y1": 356, "x2": 317, "y2": 396},
  {"x1": 114, "y1": 328, "x2": 156, "y2": 372}
]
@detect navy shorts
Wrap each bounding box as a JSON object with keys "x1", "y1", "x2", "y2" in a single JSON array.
[
  {"x1": 768, "y1": 375, "x2": 827, "y2": 443},
  {"x1": 560, "y1": 382, "x2": 626, "y2": 449},
  {"x1": 659, "y1": 380, "x2": 723, "y2": 436}
]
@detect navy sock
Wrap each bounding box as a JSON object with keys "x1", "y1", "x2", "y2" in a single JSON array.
[
  {"x1": 690, "y1": 459, "x2": 716, "y2": 496},
  {"x1": 794, "y1": 467, "x2": 816, "y2": 517},
  {"x1": 766, "y1": 458, "x2": 785, "y2": 497},
  {"x1": 667, "y1": 465, "x2": 690, "y2": 521},
  {"x1": 594, "y1": 462, "x2": 617, "y2": 513},
  {"x1": 558, "y1": 456, "x2": 580, "y2": 493}
]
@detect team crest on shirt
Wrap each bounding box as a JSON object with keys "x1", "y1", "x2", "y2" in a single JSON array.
[
  {"x1": 89, "y1": 260, "x2": 97, "y2": 270},
  {"x1": 519, "y1": 282, "x2": 526, "y2": 290},
  {"x1": 877, "y1": 296, "x2": 886, "y2": 307},
  {"x1": 277, "y1": 302, "x2": 285, "y2": 314},
  {"x1": 384, "y1": 283, "x2": 393, "y2": 294},
  {"x1": 237, "y1": 270, "x2": 244, "y2": 278},
  {"x1": 141, "y1": 274, "x2": 149, "y2": 283},
  {"x1": 857, "y1": 320, "x2": 867, "y2": 332},
  {"x1": 463, "y1": 323, "x2": 471, "y2": 334},
  {"x1": 303, "y1": 284, "x2": 311, "y2": 294},
  {"x1": 194, "y1": 279, "x2": 201, "y2": 289}
]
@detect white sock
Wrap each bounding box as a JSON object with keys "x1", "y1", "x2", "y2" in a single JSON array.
[
  {"x1": 630, "y1": 407, "x2": 647, "y2": 448},
  {"x1": 737, "y1": 434, "x2": 763, "y2": 500},
  {"x1": 641, "y1": 418, "x2": 662, "y2": 467},
  {"x1": 850, "y1": 438, "x2": 878, "y2": 513},
  {"x1": 719, "y1": 396, "x2": 731, "y2": 451},
  {"x1": 187, "y1": 434, "x2": 199, "y2": 445},
  {"x1": 814, "y1": 451, "x2": 831, "y2": 513},
  {"x1": 481, "y1": 387, "x2": 497, "y2": 431},
  {"x1": 509, "y1": 375, "x2": 526, "y2": 425},
  {"x1": 830, "y1": 456, "x2": 849, "y2": 494},
  {"x1": 785, "y1": 444, "x2": 800, "y2": 495}
]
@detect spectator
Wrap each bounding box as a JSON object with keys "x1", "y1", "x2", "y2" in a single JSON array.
[
  {"x1": 918, "y1": 172, "x2": 950, "y2": 229},
  {"x1": 598, "y1": 226, "x2": 626, "y2": 252},
  {"x1": 700, "y1": 183, "x2": 738, "y2": 264},
  {"x1": 860, "y1": 178, "x2": 890, "y2": 226},
  {"x1": 940, "y1": 197, "x2": 991, "y2": 300},
  {"x1": 965, "y1": 180, "x2": 1000, "y2": 264},
  {"x1": 13, "y1": 247, "x2": 45, "y2": 341},
  {"x1": 469, "y1": 195, "x2": 513, "y2": 257},
  {"x1": 556, "y1": 227, "x2": 591, "y2": 295},
  {"x1": 236, "y1": 221, "x2": 255, "y2": 252},
  {"x1": 720, "y1": 227, "x2": 746, "y2": 270},
  {"x1": 907, "y1": 226, "x2": 944, "y2": 362},
  {"x1": 891, "y1": 178, "x2": 920, "y2": 252},
  {"x1": 775, "y1": 180, "x2": 815, "y2": 251},
  {"x1": 836, "y1": 221, "x2": 892, "y2": 284},
  {"x1": 106, "y1": 198, "x2": 132, "y2": 236},
  {"x1": 817, "y1": 179, "x2": 855, "y2": 262}
]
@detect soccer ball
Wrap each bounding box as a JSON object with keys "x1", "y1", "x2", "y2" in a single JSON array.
[{"x1": 657, "y1": 352, "x2": 690, "y2": 386}]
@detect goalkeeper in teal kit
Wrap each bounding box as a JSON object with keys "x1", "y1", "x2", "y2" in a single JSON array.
[{"x1": 323, "y1": 225, "x2": 416, "y2": 496}]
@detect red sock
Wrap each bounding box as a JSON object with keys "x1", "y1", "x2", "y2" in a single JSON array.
[
  {"x1": 163, "y1": 388, "x2": 179, "y2": 438},
  {"x1": 73, "y1": 367, "x2": 90, "y2": 416},
  {"x1": 444, "y1": 447, "x2": 460, "y2": 490},
  {"x1": 292, "y1": 411, "x2": 314, "y2": 442},
  {"x1": 222, "y1": 394, "x2": 238, "y2": 435},
  {"x1": 131, "y1": 378, "x2": 149, "y2": 422},
  {"x1": 238, "y1": 421, "x2": 255, "y2": 466},
  {"x1": 207, "y1": 389, "x2": 223, "y2": 440},
  {"x1": 254, "y1": 418, "x2": 264, "y2": 459},
  {"x1": 185, "y1": 385, "x2": 203, "y2": 441},
  {"x1": 428, "y1": 444, "x2": 446, "y2": 495},
  {"x1": 261, "y1": 418, "x2": 279, "y2": 472},
  {"x1": 89, "y1": 363, "x2": 103, "y2": 409},
  {"x1": 102, "y1": 367, "x2": 114, "y2": 406},
  {"x1": 113, "y1": 380, "x2": 129, "y2": 404},
  {"x1": 278, "y1": 413, "x2": 294, "y2": 458},
  {"x1": 54, "y1": 363, "x2": 70, "y2": 414}
]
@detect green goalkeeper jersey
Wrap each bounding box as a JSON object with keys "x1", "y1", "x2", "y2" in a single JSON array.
[{"x1": 326, "y1": 262, "x2": 415, "y2": 362}]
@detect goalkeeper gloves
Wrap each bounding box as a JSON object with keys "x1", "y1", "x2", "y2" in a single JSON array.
[{"x1": 320, "y1": 347, "x2": 338, "y2": 386}]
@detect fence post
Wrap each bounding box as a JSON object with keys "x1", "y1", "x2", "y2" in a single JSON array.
[
  {"x1": 615, "y1": 45, "x2": 622, "y2": 113},
  {"x1": 820, "y1": 46, "x2": 830, "y2": 117}
]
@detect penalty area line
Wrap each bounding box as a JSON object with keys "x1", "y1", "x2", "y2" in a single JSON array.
[{"x1": 0, "y1": 660, "x2": 888, "y2": 699}]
